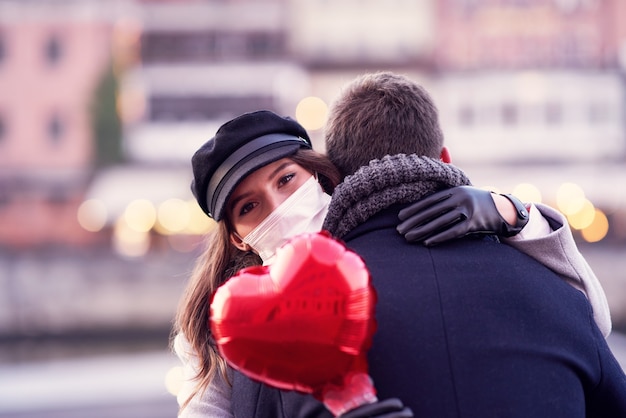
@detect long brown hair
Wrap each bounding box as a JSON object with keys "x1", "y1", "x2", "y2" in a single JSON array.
[{"x1": 173, "y1": 148, "x2": 340, "y2": 411}]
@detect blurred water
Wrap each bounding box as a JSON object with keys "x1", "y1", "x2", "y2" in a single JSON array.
[
  {"x1": 0, "y1": 242, "x2": 623, "y2": 417},
  {"x1": 0, "y1": 349, "x2": 179, "y2": 418},
  {"x1": 0, "y1": 332, "x2": 624, "y2": 418}
]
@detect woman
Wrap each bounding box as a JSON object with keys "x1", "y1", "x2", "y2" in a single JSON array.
[
  {"x1": 173, "y1": 110, "x2": 610, "y2": 417},
  {"x1": 175, "y1": 110, "x2": 347, "y2": 418}
]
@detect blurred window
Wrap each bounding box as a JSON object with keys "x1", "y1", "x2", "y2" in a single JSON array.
[
  {"x1": 588, "y1": 102, "x2": 608, "y2": 124},
  {"x1": 555, "y1": 0, "x2": 582, "y2": 13},
  {"x1": 215, "y1": 33, "x2": 247, "y2": 59},
  {"x1": 545, "y1": 102, "x2": 562, "y2": 125},
  {"x1": 455, "y1": 0, "x2": 478, "y2": 14},
  {"x1": 149, "y1": 96, "x2": 275, "y2": 121},
  {"x1": 142, "y1": 31, "x2": 216, "y2": 63},
  {"x1": 247, "y1": 32, "x2": 284, "y2": 59},
  {"x1": 47, "y1": 188, "x2": 69, "y2": 205},
  {"x1": 501, "y1": 103, "x2": 518, "y2": 125},
  {"x1": 560, "y1": 34, "x2": 583, "y2": 67},
  {"x1": 0, "y1": 33, "x2": 5, "y2": 65},
  {"x1": 458, "y1": 105, "x2": 475, "y2": 126},
  {"x1": 45, "y1": 34, "x2": 63, "y2": 66},
  {"x1": 0, "y1": 114, "x2": 5, "y2": 144},
  {"x1": 141, "y1": 31, "x2": 284, "y2": 63},
  {"x1": 47, "y1": 113, "x2": 64, "y2": 145}
]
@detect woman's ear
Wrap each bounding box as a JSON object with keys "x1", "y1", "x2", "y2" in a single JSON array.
[
  {"x1": 440, "y1": 146, "x2": 452, "y2": 163},
  {"x1": 230, "y1": 231, "x2": 250, "y2": 252}
]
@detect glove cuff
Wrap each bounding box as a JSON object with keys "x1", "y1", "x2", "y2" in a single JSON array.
[{"x1": 498, "y1": 194, "x2": 529, "y2": 237}]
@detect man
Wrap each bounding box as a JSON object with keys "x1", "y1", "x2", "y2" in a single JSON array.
[{"x1": 319, "y1": 71, "x2": 626, "y2": 416}]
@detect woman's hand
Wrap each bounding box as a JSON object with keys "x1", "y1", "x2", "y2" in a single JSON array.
[{"x1": 397, "y1": 186, "x2": 529, "y2": 246}]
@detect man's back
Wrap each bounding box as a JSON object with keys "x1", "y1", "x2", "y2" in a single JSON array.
[{"x1": 342, "y1": 204, "x2": 626, "y2": 417}]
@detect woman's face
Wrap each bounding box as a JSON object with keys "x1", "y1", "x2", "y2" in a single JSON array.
[{"x1": 226, "y1": 158, "x2": 313, "y2": 241}]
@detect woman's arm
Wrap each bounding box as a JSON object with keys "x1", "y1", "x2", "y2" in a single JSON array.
[
  {"x1": 173, "y1": 333, "x2": 234, "y2": 418},
  {"x1": 397, "y1": 186, "x2": 612, "y2": 338},
  {"x1": 503, "y1": 203, "x2": 612, "y2": 337}
]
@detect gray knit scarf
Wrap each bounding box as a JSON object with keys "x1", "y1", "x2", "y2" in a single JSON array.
[{"x1": 322, "y1": 154, "x2": 472, "y2": 238}]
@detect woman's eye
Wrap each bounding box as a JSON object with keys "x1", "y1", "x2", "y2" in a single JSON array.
[
  {"x1": 239, "y1": 202, "x2": 256, "y2": 216},
  {"x1": 278, "y1": 173, "x2": 295, "y2": 187}
]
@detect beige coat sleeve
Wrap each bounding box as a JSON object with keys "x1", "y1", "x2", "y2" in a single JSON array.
[
  {"x1": 504, "y1": 203, "x2": 612, "y2": 338},
  {"x1": 173, "y1": 333, "x2": 234, "y2": 418}
]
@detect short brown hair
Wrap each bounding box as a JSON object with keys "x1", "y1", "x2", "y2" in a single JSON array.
[{"x1": 324, "y1": 72, "x2": 445, "y2": 178}]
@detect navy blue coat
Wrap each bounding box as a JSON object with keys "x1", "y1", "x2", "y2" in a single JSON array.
[
  {"x1": 231, "y1": 204, "x2": 626, "y2": 417},
  {"x1": 342, "y1": 204, "x2": 626, "y2": 417}
]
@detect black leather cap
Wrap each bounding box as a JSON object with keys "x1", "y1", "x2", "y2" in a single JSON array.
[{"x1": 191, "y1": 110, "x2": 312, "y2": 221}]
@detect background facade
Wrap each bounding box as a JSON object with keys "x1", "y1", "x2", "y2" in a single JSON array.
[{"x1": 0, "y1": 0, "x2": 625, "y2": 415}]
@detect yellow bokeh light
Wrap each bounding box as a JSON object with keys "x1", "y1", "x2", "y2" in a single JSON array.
[
  {"x1": 556, "y1": 182, "x2": 586, "y2": 215},
  {"x1": 165, "y1": 366, "x2": 185, "y2": 396},
  {"x1": 77, "y1": 199, "x2": 108, "y2": 232},
  {"x1": 124, "y1": 199, "x2": 157, "y2": 232},
  {"x1": 295, "y1": 96, "x2": 328, "y2": 131},
  {"x1": 567, "y1": 198, "x2": 596, "y2": 230},
  {"x1": 185, "y1": 201, "x2": 216, "y2": 235},
  {"x1": 511, "y1": 183, "x2": 542, "y2": 204},
  {"x1": 157, "y1": 198, "x2": 191, "y2": 234},
  {"x1": 581, "y1": 209, "x2": 609, "y2": 243},
  {"x1": 113, "y1": 217, "x2": 150, "y2": 257}
]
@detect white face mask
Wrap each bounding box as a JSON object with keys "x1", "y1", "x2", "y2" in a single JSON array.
[{"x1": 238, "y1": 175, "x2": 331, "y2": 265}]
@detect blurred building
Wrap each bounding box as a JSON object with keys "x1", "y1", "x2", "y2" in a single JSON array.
[
  {"x1": 1, "y1": 0, "x2": 626, "y2": 347},
  {"x1": 2, "y1": 0, "x2": 626, "y2": 252},
  {"x1": 0, "y1": 0, "x2": 125, "y2": 248},
  {"x1": 124, "y1": 0, "x2": 304, "y2": 163},
  {"x1": 86, "y1": 0, "x2": 309, "y2": 258},
  {"x1": 286, "y1": 0, "x2": 437, "y2": 151},
  {"x1": 92, "y1": 0, "x2": 442, "y2": 257},
  {"x1": 122, "y1": 0, "x2": 439, "y2": 157},
  {"x1": 434, "y1": 0, "x2": 626, "y2": 165}
]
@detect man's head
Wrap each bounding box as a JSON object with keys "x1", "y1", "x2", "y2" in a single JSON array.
[{"x1": 324, "y1": 71, "x2": 447, "y2": 178}]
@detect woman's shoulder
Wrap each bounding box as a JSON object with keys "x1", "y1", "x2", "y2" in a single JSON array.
[{"x1": 173, "y1": 332, "x2": 196, "y2": 364}]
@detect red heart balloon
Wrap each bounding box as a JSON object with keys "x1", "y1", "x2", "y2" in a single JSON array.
[{"x1": 210, "y1": 231, "x2": 377, "y2": 415}]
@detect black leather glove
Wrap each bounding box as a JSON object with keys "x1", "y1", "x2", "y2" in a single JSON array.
[
  {"x1": 397, "y1": 186, "x2": 529, "y2": 246},
  {"x1": 339, "y1": 398, "x2": 413, "y2": 418}
]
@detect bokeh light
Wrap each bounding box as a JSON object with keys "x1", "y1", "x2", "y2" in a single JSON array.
[
  {"x1": 185, "y1": 200, "x2": 216, "y2": 235},
  {"x1": 77, "y1": 199, "x2": 108, "y2": 232},
  {"x1": 112, "y1": 216, "x2": 151, "y2": 257},
  {"x1": 165, "y1": 366, "x2": 185, "y2": 397},
  {"x1": 581, "y1": 209, "x2": 609, "y2": 243},
  {"x1": 511, "y1": 183, "x2": 542, "y2": 203},
  {"x1": 295, "y1": 96, "x2": 328, "y2": 130},
  {"x1": 124, "y1": 199, "x2": 157, "y2": 233},
  {"x1": 556, "y1": 182, "x2": 586, "y2": 215},
  {"x1": 157, "y1": 198, "x2": 190, "y2": 234},
  {"x1": 567, "y1": 198, "x2": 596, "y2": 230}
]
